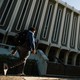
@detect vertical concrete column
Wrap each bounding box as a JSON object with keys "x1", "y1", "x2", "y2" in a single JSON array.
[
  {"x1": 67, "y1": 11, "x2": 74, "y2": 48},
  {"x1": 75, "y1": 16, "x2": 80, "y2": 51},
  {"x1": 54, "y1": 48, "x2": 61, "y2": 62},
  {"x1": 25, "y1": 0, "x2": 37, "y2": 29},
  {"x1": 64, "y1": 51, "x2": 70, "y2": 65},
  {"x1": 37, "y1": 0, "x2": 49, "y2": 40},
  {"x1": 48, "y1": 2, "x2": 58, "y2": 44},
  {"x1": 7, "y1": 0, "x2": 22, "y2": 31},
  {"x1": 58, "y1": 6, "x2": 66, "y2": 46},
  {"x1": 45, "y1": 44, "x2": 51, "y2": 56},
  {"x1": 2, "y1": 31, "x2": 8, "y2": 43},
  {"x1": 72, "y1": 54, "x2": 78, "y2": 66},
  {"x1": 0, "y1": 0, "x2": 4, "y2": 9}
]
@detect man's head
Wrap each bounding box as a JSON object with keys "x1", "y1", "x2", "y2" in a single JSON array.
[{"x1": 29, "y1": 27, "x2": 36, "y2": 33}]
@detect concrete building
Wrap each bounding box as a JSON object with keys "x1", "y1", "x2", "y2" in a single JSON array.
[{"x1": 0, "y1": 0, "x2": 80, "y2": 76}]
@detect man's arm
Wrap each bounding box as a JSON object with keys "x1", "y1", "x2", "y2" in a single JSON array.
[{"x1": 28, "y1": 32, "x2": 36, "y2": 54}]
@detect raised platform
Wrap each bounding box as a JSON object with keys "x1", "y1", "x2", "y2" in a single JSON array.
[
  {"x1": 0, "y1": 76, "x2": 61, "y2": 80},
  {"x1": 0, "y1": 76, "x2": 80, "y2": 80},
  {"x1": 0, "y1": 76, "x2": 24, "y2": 80}
]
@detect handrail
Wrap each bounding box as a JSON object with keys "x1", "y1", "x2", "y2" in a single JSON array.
[{"x1": 54, "y1": 56, "x2": 65, "y2": 66}]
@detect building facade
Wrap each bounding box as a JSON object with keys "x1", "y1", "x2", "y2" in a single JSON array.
[{"x1": 0, "y1": 0, "x2": 80, "y2": 76}]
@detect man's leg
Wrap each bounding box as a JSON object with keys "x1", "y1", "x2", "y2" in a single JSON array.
[
  {"x1": 24, "y1": 51, "x2": 31, "y2": 62},
  {"x1": 21, "y1": 51, "x2": 31, "y2": 75}
]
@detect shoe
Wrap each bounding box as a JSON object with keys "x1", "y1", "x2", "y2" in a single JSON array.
[{"x1": 17, "y1": 73, "x2": 26, "y2": 76}]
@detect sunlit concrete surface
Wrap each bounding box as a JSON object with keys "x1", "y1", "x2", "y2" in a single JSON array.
[
  {"x1": 23, "y1": 76, "x2": 59, "y2": 80},
  {"x1": 23, "y1": 76, "x2": 80, "y2": 80},
  {"x1": 0, "y1": 76, "x2": 59, "y2": 80},
  {"x1": 0, "y1": 76, "x2": 80, "y2": 80},
  {"x1": 0, "y1": 76, "x2": 24, "y2": 80}
]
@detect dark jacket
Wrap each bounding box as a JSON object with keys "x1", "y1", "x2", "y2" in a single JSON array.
[
  {"x1": 27, "y1": 31, "x2": 35, "y2": 51},
  {"x1": 16, "y1": 30, "x2": 35, "y2": 59},
  {"x1": 21, "y1": 30, "x2": 35, "y2": 50}
]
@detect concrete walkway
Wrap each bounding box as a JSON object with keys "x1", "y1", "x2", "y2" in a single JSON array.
[
  {"x1": 23, "y1": 76, "x2": 80, "y2": 80},
  {"x1": 0, "y1": 76, "x2": 80, "y2": 80},
  {"x1": 23, "y1": 76, "x2": 59, "y2": 80}
]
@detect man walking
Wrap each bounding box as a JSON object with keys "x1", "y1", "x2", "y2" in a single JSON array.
[
  {"x1": 21, "y1": 27, "x2": 36, "y2": 75},
  {"x1": 16, "y1": 27, "x2": 36, "y2": 75}
]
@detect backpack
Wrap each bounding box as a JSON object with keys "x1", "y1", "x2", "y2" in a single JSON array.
[{"x1": 14, "y1": 30, "x2": 28, "y2": 46}]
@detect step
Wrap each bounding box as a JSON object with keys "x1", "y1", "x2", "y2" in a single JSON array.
[
  {"x1": 0, "y1": 76, "x2": 61, "y2": 80},
  {"x1": 24, "y1": 76, "x2": 59, "y2": 80},
  {"x1": 0, "y1": 76, "x2": 80, "y2": 80}
]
